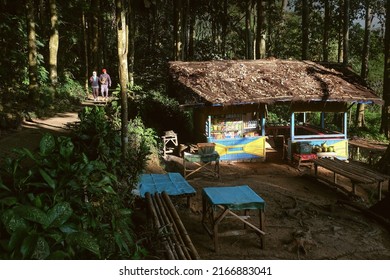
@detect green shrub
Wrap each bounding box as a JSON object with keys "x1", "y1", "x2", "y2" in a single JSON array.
[{"x1": 0, "y1": 107, "x2": 150, "y2": 259}]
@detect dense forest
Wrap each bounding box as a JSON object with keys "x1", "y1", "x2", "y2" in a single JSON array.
[
  {"x1": 0, "y1": 0, "x2": 390, "y2": 259},
  {"x1": 0, "y1": 1, "x2": 388, "y2": 133}
]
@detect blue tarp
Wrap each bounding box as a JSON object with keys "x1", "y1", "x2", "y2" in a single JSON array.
[
  {"x1": 203, "y1": 185, "x2": 265, "y2": 211},
  {"x1": 137, "y1": 173, "x2": 196, "y2": 198}
]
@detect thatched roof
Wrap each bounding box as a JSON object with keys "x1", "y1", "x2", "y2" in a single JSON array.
[{"x1": 168, "y1": 59, "x2": 383, "y2": 107}]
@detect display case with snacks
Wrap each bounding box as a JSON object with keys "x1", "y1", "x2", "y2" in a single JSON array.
[
  {"x1": 209, "y1": 113, "x2": 260, "y2": 140},
  {"x1": 206, "y1": 112, "x2": 266, "y2": 161}
]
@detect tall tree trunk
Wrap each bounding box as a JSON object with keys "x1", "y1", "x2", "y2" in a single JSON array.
[
  {"x1": 99, "y1": 0, "x2": 106, "y2": 67},
  {"x1": 91, "y1": 0, "x2": 99, "y2": 71},
  {"x1": 26, "y1": 0, "x2": 39, "y2": 99},
  {"x1": 322, "y1": 0, "x2": 330, "y2": 62},
  {"x1": 187, "y1": 0, "x2": 196, "y2": 60},
  {"x1": 378, "y1": 0, "x2": 390, "y2": 172},
  {"x1": 381, "y1": 0, "x2": 390, "y2": 139},
  {"x1": 342, "y1": 0, "x2": 349, "y2": 65},
  {"x1": 256, "y1": 0, "x2": 266, "y2": 59},
  {"x1": 338, "y1": 0, "x2": 343, "y2": 62},
  {"x1": 128, "y1": 0, "x2": 135, "y2": 87},
  {"x1": 245, "y1": 0, "x2": 254, "y2": 59},
  {"x1": 173, "y1": 0, "x2": 184, "y2": 61},
  {"x1": 356, "y1": 2, "x2": 373, "y2": 128},
  {"x1": 49, "y1": 0, "x2": 59, "y2": 88},
  {"x1": 82, "y1": 7, "x2": 89, "y2": 95},
  {"x1": 221, "y1": 0, "x2": 227, "y2": 58},
  {"x1": 267, "y1": 0, "x2": 275, "y2": 56},
  {"x1": 302, "y1": 0, "x2": 309, "y2": 60},
  {"x1": 211, "y1": 0, "x2": 221, "y2": 55},
  {"x1": 182, "y1": 0, "x2": 190, "y2": 60},
  {"x1": 116, "y1": 0, "x2": 129, "y2": 159}
]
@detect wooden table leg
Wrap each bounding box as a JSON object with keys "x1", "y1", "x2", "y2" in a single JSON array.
[
  {"x1": 378, "y1": 182, "x2": 383, "y2": 201},
  {"x1": 214, "y1": 161, "x2": 220, "y2": 178},
  {"x1": 259, "y1": 209, "x2": 265, "y2": 249},
  {"x1": 213, "y1": 208, "x2": 230, "y2": 253}
]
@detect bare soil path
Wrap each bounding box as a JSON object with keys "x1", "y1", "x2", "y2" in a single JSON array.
[{"x1": 0, "y1": 111, "x2": 80, "y2": 159}]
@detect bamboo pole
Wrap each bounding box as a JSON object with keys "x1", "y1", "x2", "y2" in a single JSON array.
[
  {"x1": 145, "y1": 192, "x2": 175, "y2": 260},
  {"x1": 160, "y1": 194, "x2": 192, "y2": 260},
  {"x1": 162, "y1": 192, "x2": 201, "y2": 260},
  {"x1": 154, "y1": 193, "x2": 187, "y2": 260},
  {"x1": 151, "y1": 193, "x2": 178, "y2": 260}
]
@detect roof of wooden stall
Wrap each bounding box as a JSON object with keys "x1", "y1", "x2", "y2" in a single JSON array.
[{"x1": 168, "y1": 59, "x2": 383, "y2": 107}]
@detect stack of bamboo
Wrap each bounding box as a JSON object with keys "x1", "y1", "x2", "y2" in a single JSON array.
[{"x1": 145, "y1": 192, "x2": 200, "y2": 260}]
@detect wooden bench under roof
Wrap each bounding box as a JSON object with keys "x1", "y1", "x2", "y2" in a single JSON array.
[{"x1": 312, "y1": 158, "x2": 390, "y2": 200}]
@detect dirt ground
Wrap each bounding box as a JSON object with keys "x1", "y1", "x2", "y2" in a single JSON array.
[
  {"x1": 0, "y1": 112, "x2": 80, "y2": 159},
  {"x1": 1, "y1": 112, "x2": 390, "y2": 260},
  {"x1": 151, "y1": 151, "x2": 390, "y2": 260}
]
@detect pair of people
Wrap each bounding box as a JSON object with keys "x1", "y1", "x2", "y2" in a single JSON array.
[{"x1": 90, "y1": 69, "x2": 112, "y2": 101}]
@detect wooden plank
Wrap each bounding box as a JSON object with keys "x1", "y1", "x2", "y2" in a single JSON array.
[
  {"x1": 313, "y1": 158, "x2": 374, "y2": 184},
  {"x1": 335, "y1": 159, "x2": 390, "y2": 181}
]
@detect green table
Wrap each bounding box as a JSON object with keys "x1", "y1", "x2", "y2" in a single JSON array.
[{"x1": 183, "y1": 151, "x2": 220, "y2": 179}]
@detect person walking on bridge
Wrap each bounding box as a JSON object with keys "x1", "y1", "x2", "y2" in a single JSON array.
[
  {"x1": 99, "y1": 68, "x2": 111, "y2": 101},
  {"x1": 89, "y1": 71, "x2": 99, "y2": 101}
]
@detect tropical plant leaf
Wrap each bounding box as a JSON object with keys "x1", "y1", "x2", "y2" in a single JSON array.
[
  {"x1": 0, "y1": 196, "x2": 18, "y2": 207},
  {"x1": 59, "y1": 223, "x2": 78, "y2": 234},
  {"x1": 59, "y1": 137, "x2": 74, "y2": 159},
  {"x1": 66, "y1": 232, "x2": 100, "y2": 257},
  {"x1": 19, "y1": 148, "x2": 37, "y2": 161},
  {"x1": 114, "y1": 232, "x2": 130, "y2": 254},
  {"x1": 118, "y1": 209, "x2": 132, "y2": 216},
  {"x1": 102, "y1": 185, "x2": 116, "y2": 194},
  {"x1": 20, "y1": 234, "x2": 37, "y2": 259},
  {"x1": 46, "y1": 202, "x2": 73, "y2": 228},
  {"x1": 31, "y1": 236, "x2": 50, "y2": 260},
  {"x1": 48, "y1": 250, "x2": 70, "y2": 260},
  {"x1": 13, "y1": 205, "x2": 49, "y2": 226},
  {"x1": 39, "y1": 133, "x2": 56, "y2": 156},
  {"x1": 0, "y1": 181, "x2": 11, "y2": 192},
  {"x1": 39, "y1": 168, "x2": 56, "y2": 189},
  {"x1": 8, "y1": 228, "x2": 28, "y2": 251},
  {"x1": 1, "y1": 209, "x2": 29, "y2": 234}
]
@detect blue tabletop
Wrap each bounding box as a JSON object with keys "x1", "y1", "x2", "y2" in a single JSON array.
[
  {"x1": 138, "y1": 173, "x2": 196, "y2": 198},
  {"x1": 202, "y1": 185, "x2": 265, "y2": 211}
]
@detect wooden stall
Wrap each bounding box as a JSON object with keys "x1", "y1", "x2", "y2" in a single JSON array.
[{"x1": 168, "y1": 59, "x2": 383, "y2": 162}]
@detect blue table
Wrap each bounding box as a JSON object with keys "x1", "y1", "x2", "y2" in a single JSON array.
[
  {"x1": 138, "y1": 173, "x2": 196, "y2": 207},
  {"x1": 202, "y1": 185, "x2": 266, "y2": 252}
]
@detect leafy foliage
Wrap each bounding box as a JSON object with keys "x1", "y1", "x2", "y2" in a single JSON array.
[
  {"x1": 0, "y1": 108, "x2": 153, "y2": 259},
  {"x1": 128, "y1": 87, "x2": 194, "y2": 143}
]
